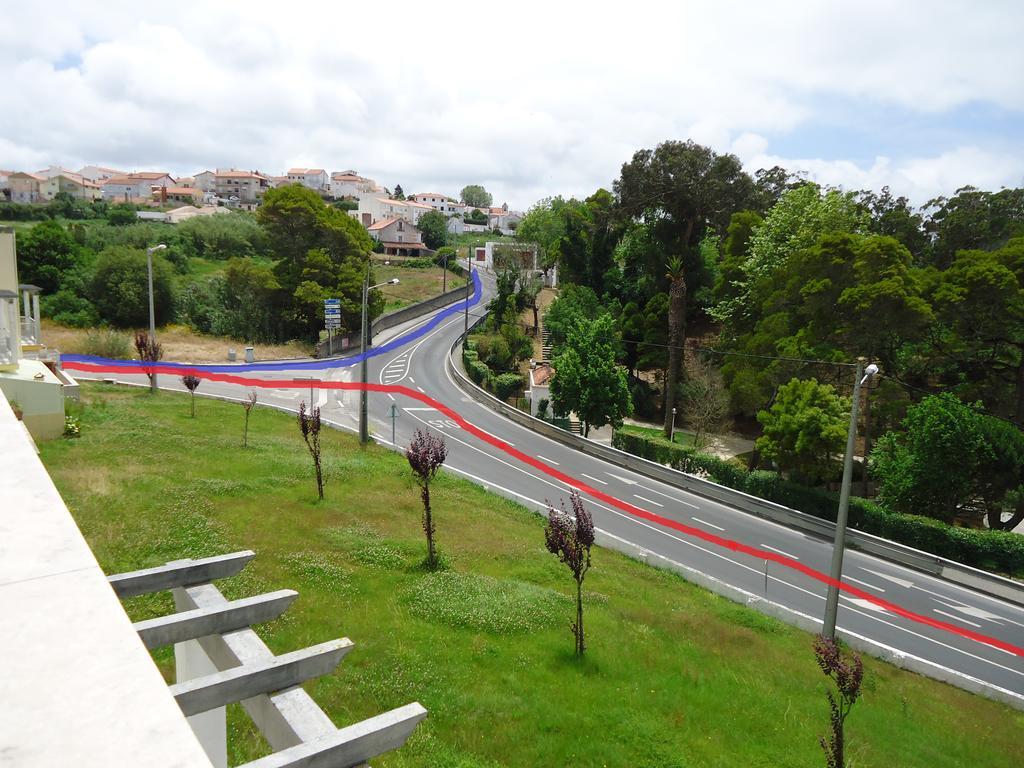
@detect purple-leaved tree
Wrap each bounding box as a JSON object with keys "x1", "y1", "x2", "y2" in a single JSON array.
[
  {"x1": 242, "y1": 391, "x2": 257, "y2": 447},
  {"x1": 544, "y1": 490, "x2": 595, "y2": 656},
  {"x1": 134, "y1": 332, "x2": 163, "y2": 393},
  {"x1": 406, "y1": 429, "x2": 448, "y2": 569},
  {"x1": 181, "y1": 374, "x2": 200, "y2": 417},
  {"x1": 814, "y1": 635, "x2": 864, "y2": 768},
  {"x1": 298, "y1": 401, "x2": 324, "y2": 500}
]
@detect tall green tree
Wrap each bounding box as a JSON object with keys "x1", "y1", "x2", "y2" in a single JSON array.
[
  {"x1": 923, "y1": 186, "x2": 1024, "y2": 269},
  {"x1": 714, "y1": 210, "x2": 763, "y2": 307},
  {"x1": 89, "y1": 246, "x2": 175, "y2": 328},
  {"x1": 418, "y1": 210, "x2": 449, "y2": 250},
  {"x1": 258, "y1": 185, "x2": 376, "y2": 340},
  {"x1": 663, "y1": 256, "x2": 686, "y2": 439},
  {"x1": 17, "y1": 220, "x2": 79, "y2": 293},
  {"x1": 756, "y1": 378, "x2": 848, "y2": 484},
  {"x1": 460, "y1": 185, "x2": 492, "y2": 208},
  {"x1": 550, "y1": 314, "x2": 632, "y2": 437}
]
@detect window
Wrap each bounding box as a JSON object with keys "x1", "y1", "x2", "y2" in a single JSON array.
[{"x1": 397, "y1": 220, "x2": 404, "y2": 231}]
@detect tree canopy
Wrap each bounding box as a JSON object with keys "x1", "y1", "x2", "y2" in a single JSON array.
[{"x1": 460, "y1": 185, "x2": 492, "y2": 208}]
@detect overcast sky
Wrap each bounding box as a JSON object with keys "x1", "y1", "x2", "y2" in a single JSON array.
[{"x1": 3, "y1": 1, "x2": 1022, "y2": 210}]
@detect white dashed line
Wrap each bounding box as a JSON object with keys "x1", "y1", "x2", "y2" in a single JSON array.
[
  {"x1": 536, "y1": 455, "x2": 560, "y2": 466},
  {"x1": 844, "y1": 576, "x2": 885, "y2": 593},
  {"x1": 641, "y1": 486, "x2": 699, "y2": 509},
  {"x1": 691, "y1": 516, "x2": 724, "y2": 532},
  {"x1": 633, "y1": 494, "x2": 664, "y2": 508},
  {"x1": 761, "y1": 544, "x2": 799, "y2": 560},
  {"x1": 581, "y1": 473, "x2": 608, "y2": 485}
]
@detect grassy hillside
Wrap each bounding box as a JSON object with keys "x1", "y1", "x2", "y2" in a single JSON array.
[{"x1": 40, "y1": 384, "x2": 1024, "y2": 767}]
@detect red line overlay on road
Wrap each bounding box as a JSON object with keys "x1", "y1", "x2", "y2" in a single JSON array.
[{"x1": 67, "y1": 360, "x2": 1024, "y2": 659}]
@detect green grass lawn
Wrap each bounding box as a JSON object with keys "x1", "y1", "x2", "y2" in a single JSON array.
[
  {"x1": 374, "y1": 262, "x2": 462, "y2": 312},
  {"x1": 41, "y1": 384, "x2": 1024, "y2": 767},
  {"x1": 619, "y1": 422, "x2": 696, "y2": 448}
]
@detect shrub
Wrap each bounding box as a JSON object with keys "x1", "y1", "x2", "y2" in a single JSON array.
[
  {"x1": 42, "y1": 290, "x2": 99, "y2": 328},
  {"x1": 492, "y1": 372, "x2": 524, "y2": 401},
  {"x1": 83, "y1": 328, "x2": 132, "y2": 359}
]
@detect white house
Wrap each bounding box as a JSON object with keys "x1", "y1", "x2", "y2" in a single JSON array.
[
  {"x1": 411, "y1": 192, "x2": 464, "y2": 216},
  {"x1": 351, "y1": 196, "x2": 434, "y2": 228},
  {"x1": 101, "y1": 172, "x2": 175, "y2": 202},
  {"x1": 330, "y1": 171, "x2": 382, "y2": 199},
  {"x1": 213, "y1": 169, "x2": 271, "y2": 202},
  {"x1": 39, "y1": 172, "x2": 102, "y2": 201},
  {"x1": 192, "y1": 171, "x2": 216, "y2": 194},
  {"x1": 471, "y1": 241, "x2": 556, "y2": 285},
  {"x1": 286, "y1": 168, "x2": 329, "y2": 192},
  {"x1": 7, "y1": 173, "x2": 46, "y2": 204},
  {"x1": 78, "y1": 165, "x2": 127, "y2": 183}
]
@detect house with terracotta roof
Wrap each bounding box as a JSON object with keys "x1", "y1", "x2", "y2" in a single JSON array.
[
  {"x1": 366, "y1": 217, "x2": 433, "y2": 256},
  {"x1": 40, "y1": 172, "x2": 102, "y2": 201},
  {"x1": 351, "y1": 196, "x2": 434, "y2": 228},
  {"x1": 528, "y1": 362, "x2": 554, "y2": 417},
  {"x1": 7, "y1": 173, "x2": 46, "y2": 204},
  {"x1": 78, "y1": 165, "x2": 127, "y2": 184},
  {"x1": 152, "y1": 186, "x2": 203, "y2": 205},
  {"x1": 286, "y1": 168, "x2": 329, "y2": 192},
  {"x1": 101, "y1": 172, "x2": 175, "y2": 202}
]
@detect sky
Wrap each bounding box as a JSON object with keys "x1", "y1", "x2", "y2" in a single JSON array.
[{"x1": 2, "y1": 1, "x2": 1022, "y2": 211}]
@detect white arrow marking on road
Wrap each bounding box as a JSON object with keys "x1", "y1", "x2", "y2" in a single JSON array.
[
  {"x1": 607, "y1": 473, "x2": 638, "y2": 485},
  {"x1": 844, "y1": 597, "x2": 888, "y2": 614},
  {"x1": 860, "y1": 567, "x2": 914, "y2": 589},
  {"x1": 932, "y1": 598, "x2": 1023, "y2": 626},
  {"x1": 843, "y1": 575, "x2": 885, "y2": 593}
]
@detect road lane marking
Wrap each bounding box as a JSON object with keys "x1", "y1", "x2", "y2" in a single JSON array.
[
  {"x1": 607, "y1": 473, "x2": 638, "y2": 485},
  {"x1": 581, "y1": 473, "x2": 608, "y2": 485},
  {"x1": 844, "y1": 576, "x2": 885, "y2": 593},
  {"x1": 417, "y1": 387, "x2": 425, "y2": 393},
  {"x1": 633, "y1": 494, "x2": 664, "y2": 508},
  {"x1": 403, "y1": 407, "x2": 438, "y2": 411},
  {"x1": 761, "y1": 544, "x2": 798, "y2": 560},
  {"x1": 536, "y1": 455, "x2": 559, "y2": 465},
  {"x1": 691, "y1": 517, "x2": 724, "y2": 532},
  {"x1": 641, "y1": 486, "x2": 699, "y2": 509},
  {"x1": 844, "y1": 597, "x2": 888, "y2": 614},
  {"x1": 934, "y1": 609, "x2": 982, "y2": 629},
  {"x1": 860, "y1": 567, "x2": 914, "y2": 589}
]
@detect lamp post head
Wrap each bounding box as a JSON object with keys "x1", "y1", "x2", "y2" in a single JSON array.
[
  {"x1": 148, "y1": 243, "x2": 167, "y2": 253},
  {"x1": 389, "y1": 278, "x2": 400, "y2": 285},
  {"x1": 860, "y1": 363, "x2": 880, "y2": 386}
]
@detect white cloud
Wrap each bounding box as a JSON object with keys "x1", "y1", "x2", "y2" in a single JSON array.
[{"x1": 1, "y1": 1, "x2": 1022, "y2": 207}]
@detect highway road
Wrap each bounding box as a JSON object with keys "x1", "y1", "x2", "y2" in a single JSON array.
[{"x1": 66, "y1": 266, "x2": 1024, "y2": 704}]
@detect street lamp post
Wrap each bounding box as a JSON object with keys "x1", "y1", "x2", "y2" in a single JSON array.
[
  {"x1": 146, "y1": 243, "x2": 167, "y2": 391},
  {"x1": 822, "y1": 359, "x2": 879, "y2": 640},
  {"x1": 463, "y1": 256, "x2": 473, "y2": 339},
  {"x1": 359, "y1": 269, "x2": 400, "y2": 445},
  {"x1": 670, "y1": 406, "x2": 677, "y2": 444},
  {"x1": 442, "y1": 251, "x2": 447, "y2": 294}
]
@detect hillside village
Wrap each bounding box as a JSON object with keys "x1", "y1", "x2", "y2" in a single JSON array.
[{"x1": 0, "y1": 165, "x2": 524, "y2": 238}]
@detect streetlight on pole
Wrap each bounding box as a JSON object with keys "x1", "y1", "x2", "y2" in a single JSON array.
[
  {"x1": 463, "y1": 256, "x2": 473, "y2": 339},
  {"x1": 359, "y1": 270, "x2": 400, "y2": 445},
  {"x1": 670, "y1": 406, "x2": 677, "y2": 444},
  {"x1": 822, "y1": 359, "x2": 879, "y2": 640},
  {"x1": 146, "y1": 243, "x2": 167, "y2": 390}
]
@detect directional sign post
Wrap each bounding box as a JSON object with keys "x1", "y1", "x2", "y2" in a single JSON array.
[
  {"x1": 324, "y1": 298, "x2": 341, "y2": 355},
  {"x1": 388, "y1": 403, "x2": 398, "y2": 445}
]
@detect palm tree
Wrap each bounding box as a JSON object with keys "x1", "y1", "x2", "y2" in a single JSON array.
[{"x1": 664, "y1": 256, "x2": 686, "y2": 440}]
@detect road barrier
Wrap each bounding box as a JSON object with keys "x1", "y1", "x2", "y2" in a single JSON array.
[{"x1": 447, "y1": 336, "x2": 1024, "y2": 609}]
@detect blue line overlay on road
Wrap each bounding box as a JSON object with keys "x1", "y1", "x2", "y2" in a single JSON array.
[{"x1": 63, "y1": 270, "x2": 483, "y2": 372}]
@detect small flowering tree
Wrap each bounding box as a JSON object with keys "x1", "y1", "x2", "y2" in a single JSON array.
[
  {"x1": 134, "y1": 332, "x2": 163, "y2": 393},
  {"x1": 406, "y1": 429, "x2": 448, "y2": 569},
  {"x1": 544, "y1": 490, "x2": 595, "y2": 656},
  {"x1": 297, "y1": 401, "x2": 324, "y2": 500},
  {"x1": 181, "y1": 374, "x2": 201, "y2": 417},
  {"x1": 242, "y1": 391, "x2": 257, "y2": 447},
  {"x1": 813, "y1": 635, "x2": 864, "y2": 768}
]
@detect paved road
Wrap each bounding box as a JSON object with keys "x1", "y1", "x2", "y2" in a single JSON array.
[{"x1": 69, "y1": 268, "x2": 1024, "y2": 702}]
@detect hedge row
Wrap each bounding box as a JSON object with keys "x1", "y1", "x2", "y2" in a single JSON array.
[{"x1": 611, "y1": 431, "x2": 1024, "y2": 576}]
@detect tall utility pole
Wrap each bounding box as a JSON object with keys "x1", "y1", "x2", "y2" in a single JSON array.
[
  {"x1": 145, "y1": 243, "x2": 166, "y2": 392},
  {"x1": 823, "y1": 358, "x2": 878, "y2": 639},
  {"x1": 359, "y1": 266, "x2": 400, "y2": 446},
  {"x1": 464, "y1": 255, "x2": 473, "y2": 338}
]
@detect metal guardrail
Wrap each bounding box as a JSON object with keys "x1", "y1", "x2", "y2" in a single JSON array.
[{"x1": 447, "y1": 335, "x2": 1024, "y2": 608}]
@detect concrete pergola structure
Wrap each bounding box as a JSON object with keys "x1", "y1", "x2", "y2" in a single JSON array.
[
  {"x1": 19, "y1": 282, "x2": 41, "y2": 349},
  {"x1": 107, "y1": 552, "x2": 427, "y2": 767}
]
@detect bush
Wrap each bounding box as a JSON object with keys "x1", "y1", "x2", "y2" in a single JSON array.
[
  {"x1": 611, "y1": 430, "x2": 1024, "y2": 575},
  {"x1": 41, "y1": 290, "x2": 99, "y2": 328},
  {"x1": 89, "y1": 246, "x2": 176, "y2": 327},
  {"x1": 492, "y1": 372, "x2": 524, "y2": 401},
  {"x1": 83, "y1": 328, "x2": 132, "y2": 359}
]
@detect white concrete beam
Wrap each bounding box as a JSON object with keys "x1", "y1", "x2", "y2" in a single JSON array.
[
  {"x1": 134, "y1": 590, "x2": 297, "y2": 649},
  {"x1": 109, "y1": 551, "x2": 256, "y2": 598}
]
